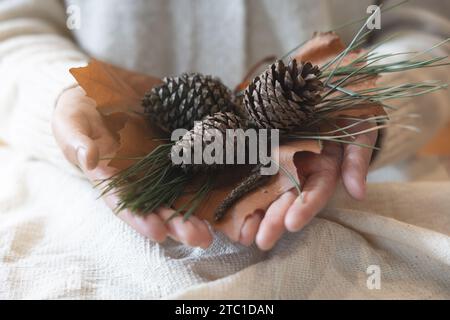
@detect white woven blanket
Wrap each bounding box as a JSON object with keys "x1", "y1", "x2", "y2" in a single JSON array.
[{"x1": 0, "y1": 148, "x2": 449, "y2": 299}]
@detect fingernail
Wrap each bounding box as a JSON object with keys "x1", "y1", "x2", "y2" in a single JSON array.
[{"x1": 77, "y1": 147, "x2": 87, "y2": 171}]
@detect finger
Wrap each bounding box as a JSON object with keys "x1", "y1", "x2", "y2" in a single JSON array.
[
  {"x1": 120, "y1": 210, "x2": 169, "y2": 243},
  {"x1": 341, "y1": 130, "x2": 378, "y2": 200},
  {"x1": 184, "y1": 215, "x2": 213, "y2": 248},
  {"x1": 75, "y1": 137, "x2": 99, "y2": 172},
  {"x1": 102, "y1": 192, "x2": 168, "y2": 243},
  {"x1": 88, "y1": 165, "x2": 169, "y2": 243},
  {"x1": 52, "y1": 115, "x2": 99, "y2": 171},
  {"x1": 284, "y1": 168, "x2": 339, "y2": 232},
  {"x1": 157, "y1": 208, "x2": 213, "y2": 249},
  {"x1": 239, "y1": 210, "x2": 264, "y2": 247},
  {"x1": 256, "y1": 191, "x2": 297, "y2": 251}
]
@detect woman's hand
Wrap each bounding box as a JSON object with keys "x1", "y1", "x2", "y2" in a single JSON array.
[
  {"x1": 239, "y1": 123, "x2": 378, "y2": 250},
  {"x1": 52, "y1": 86, "x2": 213, "y2": 248}
]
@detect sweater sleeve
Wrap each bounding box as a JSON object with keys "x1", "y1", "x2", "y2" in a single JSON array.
[
  {"x1": 0, "y1": 0, "x2": 88, "y2": 175},
  {"x1": 368, "y1": 6, "x2": 450, "y2": 169}
]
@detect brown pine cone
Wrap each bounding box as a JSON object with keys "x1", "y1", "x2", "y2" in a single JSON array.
[
  {"x1": 172, "y1": 112, "x2": 249, "y2": 172},
  {"x1": 243, "y1": 59, "x2": 323, "y2": 132},
  {"x1": 143, "y1": 73, "x2": 237, "y2": 133}
]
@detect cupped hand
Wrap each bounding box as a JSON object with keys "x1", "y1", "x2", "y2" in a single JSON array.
[
  {"x1": 238, "y1": 122, "x2": 378, "y2": 250},
  {"x1": 52, "y1": 86, "x2": 213, "y2": 248}
]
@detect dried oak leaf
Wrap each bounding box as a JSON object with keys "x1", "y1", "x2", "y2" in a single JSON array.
[
  {"x1": 296, "y1": 31, "x2": 346, "y2": 65},
  {"x1": 419, "y1": 124, "x2": 450, "y2": 156},
  {"x1": 70, "y1": 59, "x2": 162, "y2": 114}
]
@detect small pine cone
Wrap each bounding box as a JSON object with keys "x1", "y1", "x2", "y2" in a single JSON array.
[
  {"x1": 143, "y1": 73, "x2": 237, "y2": 132},
  {"x1": 243, "y1": 59, "x2": 323, "y2": 132},
  {"x1": 172, "y1": 112, "x2": 249, "y2": 172}
]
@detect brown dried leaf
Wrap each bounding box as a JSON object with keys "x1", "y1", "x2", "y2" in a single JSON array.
[
  {"x1": 70, "y1": 59, "x2": 162, "y2": 114},
  {"x1": 295, "y1": 32, "x2": 346, "y2": 66},
  {"x1": 108, "y1": 113, "x2": 163, "y2": 171},
  {"x1": 419, "y1": 124, "x2": 450, "y2": 156}
]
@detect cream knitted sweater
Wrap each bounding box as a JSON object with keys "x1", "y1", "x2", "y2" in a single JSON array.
[{"x1": 0, "y1": 0, "x2": 449, "y2": 299}]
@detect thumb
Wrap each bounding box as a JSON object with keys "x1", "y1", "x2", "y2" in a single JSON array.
[
  {"x1": 341, "y1": 133, "x2": 377, "y2": 200},
  {"x1": 53, "y1": 119, "x2": 99, "y2": 171},
  {"x1": 72, "y1": 134, "x2": 99, "y2": 172}
]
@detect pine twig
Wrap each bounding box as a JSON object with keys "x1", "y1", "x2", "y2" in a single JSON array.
[{"x1": 214, "y1": 164, "x2": 271, "y2": 221}]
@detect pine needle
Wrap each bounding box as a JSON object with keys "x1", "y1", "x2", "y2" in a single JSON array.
[{"x1": 271, "y1": 159, "x2": 303, "y2": 200}]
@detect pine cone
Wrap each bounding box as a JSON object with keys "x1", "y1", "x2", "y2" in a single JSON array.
[
  {"x1": 143, "y1": 73, "x2": 237, "y2": 132},
  {"x1": 172, "y1": 112, "x2": 249, "y2": 172},
  {"x1": 243, "y1": 59, "x2": 323, "y2": 132}
]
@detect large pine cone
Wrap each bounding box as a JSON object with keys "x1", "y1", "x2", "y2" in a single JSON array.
[
  {"x1": 172, "y1": 112, "x2": 249, "y2": 172},
  {"x1": 243, "y1": 59, "x2": 323, "y2": 132},
  {"x1": 143, "y1": 73, "x2": 237, "y2": 132}
]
